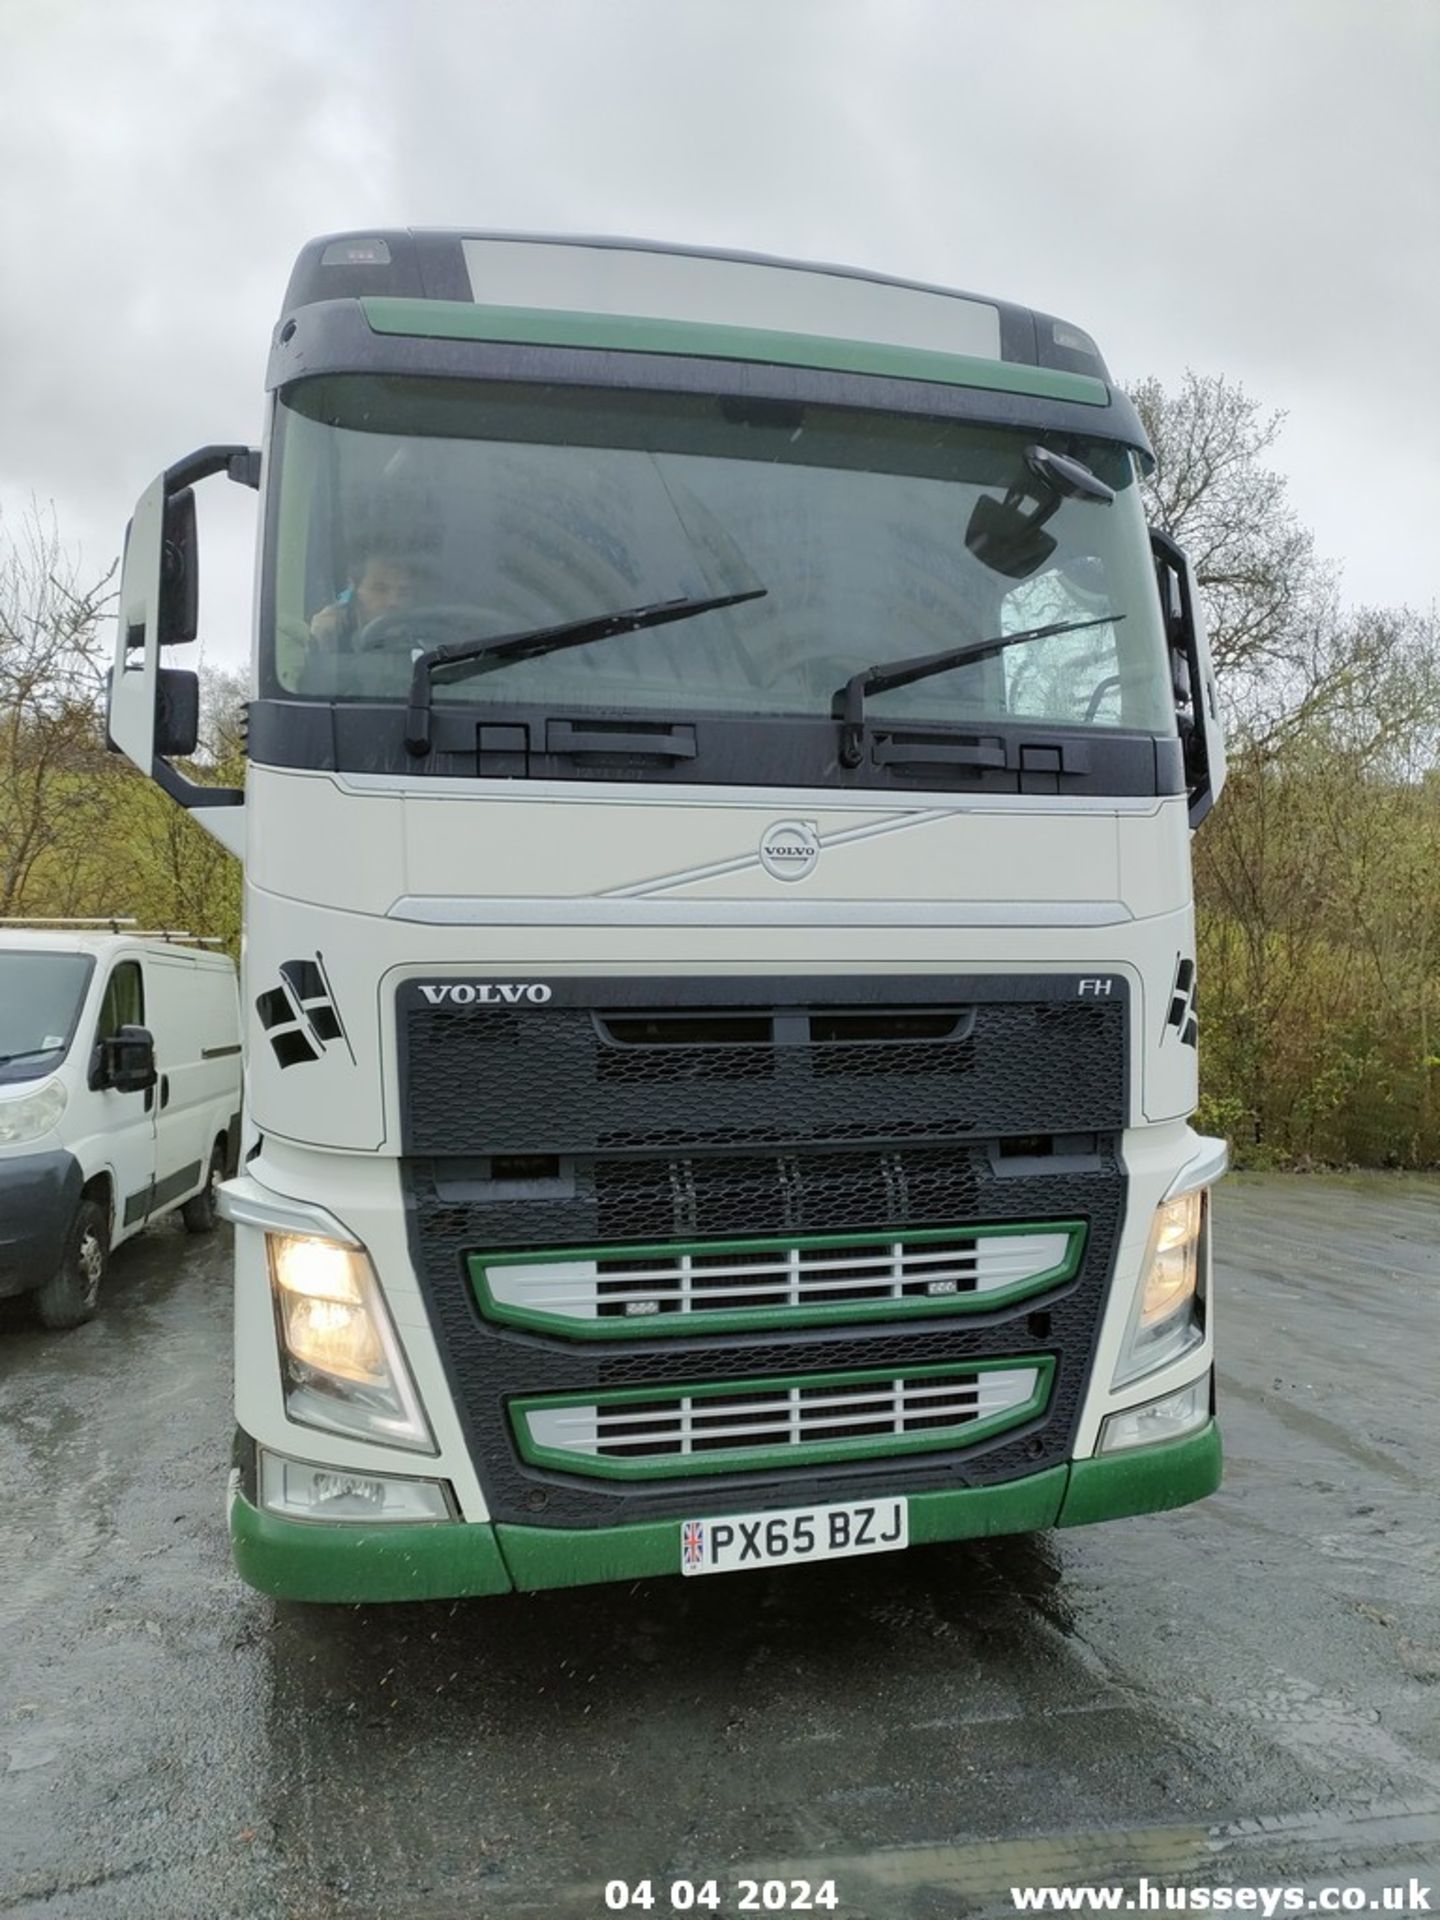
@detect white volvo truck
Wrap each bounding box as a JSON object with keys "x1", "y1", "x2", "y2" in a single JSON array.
[{"x1": 108, "y1": 231, "x2": 1226, "y2": 1602}]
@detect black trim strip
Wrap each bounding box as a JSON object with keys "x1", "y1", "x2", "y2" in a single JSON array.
[
  {"x1": 152, "y1": 1161, "x2": 203, "y2": 1212},
  {"x1": 127, "y1": 1159, "x2": 207, "y2": 1221},
  {"x1": 399, "y1": 971, "x2": 1129, "y2": 1012},
  {"x1": 201, "y1": 1044, "x2": 242, "y2": 1059},
  {"x1": 127, "y1": 1161, "x2": 206, "y2": 1225},
  {"x1": 246, "y1": 698, "x2": 1184, "y2": 797}
]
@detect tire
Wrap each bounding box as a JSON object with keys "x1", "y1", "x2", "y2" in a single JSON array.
[
  {"x1": 181, "y1": 1141, "x2": 226, "y2": 1234},
  {"x1": 34, "y1": 1197, "x2": 109, "y2": 1330}
]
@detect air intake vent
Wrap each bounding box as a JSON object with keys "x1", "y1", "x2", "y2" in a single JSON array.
[
  {"x1": 473, "y1": 1222, "x2": 1084, "y2": 1338},
  {"x1": 594, "y1": 1008, "x2": 973, "y2": 1048},
  {"x1": 511, "y1": 1358, "x2": 1052, "y2": 1480}
]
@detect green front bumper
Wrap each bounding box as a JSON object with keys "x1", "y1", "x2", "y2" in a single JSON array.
[{"x1": 230, "y1": 1420, "x2": 1222, "y2": 1604}]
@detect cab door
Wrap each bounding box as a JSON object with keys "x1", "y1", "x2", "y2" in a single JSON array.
[{"x1": 84, "y1": 958, "x2": 157, "y2": 1240}]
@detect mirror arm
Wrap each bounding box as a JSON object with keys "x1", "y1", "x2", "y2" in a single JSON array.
[
  {"x1": 163, "y1": 444, "x2": 258, "y2": 493},
  {"x1": 151, "y1": 756, "x2": 244, "y2": 810},
  {"x1": 228, "y1": 449, "x2": 262, "y2": 490}
]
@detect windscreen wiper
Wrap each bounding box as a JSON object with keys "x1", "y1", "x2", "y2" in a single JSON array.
[
  {"x1": 832, "y1": 614, "x2": 1123, "y2": 769},
  {"x1": 404, "y1": 588, "x2": 767, "y2": 755}
]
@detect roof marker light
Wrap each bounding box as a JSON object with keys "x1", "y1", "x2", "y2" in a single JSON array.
[{"x1": 321, "y1": 238, "x2": 391, "y2": 267}]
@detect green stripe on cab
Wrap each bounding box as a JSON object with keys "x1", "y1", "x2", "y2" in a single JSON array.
[{"x1": 360, "y1": 297, "x2": 1111, "y2": 407}]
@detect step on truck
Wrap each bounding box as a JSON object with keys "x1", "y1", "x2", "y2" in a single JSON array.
[{"x1": 107, "y1": 230, "x2": 1227, "y2": 1601}]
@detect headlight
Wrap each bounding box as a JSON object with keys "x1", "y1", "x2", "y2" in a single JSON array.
[
  {"x1": 268, "y1": 1232, "x2": 434, "y2": 1452},
  {"x1": 1141, "y1": 1190, "x2": 1202, "y2": 1326},
  {"x1": 0, "y1": 1079, "x2": 67, "y2": 1147},
  {"x1": 1113, "y1": 1188, "x2": 1206, "y2": 1386}
]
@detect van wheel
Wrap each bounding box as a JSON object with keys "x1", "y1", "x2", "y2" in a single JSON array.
[
  {"x1": 181, "y1": 1142, "x2": 225, "y2": 1234},
  {"x1": 35, "y1": 1198, "x2": 109, "y2": 1330}
]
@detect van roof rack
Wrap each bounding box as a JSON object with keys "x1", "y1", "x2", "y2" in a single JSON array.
[
  {"x1": 1, "y1": 917, "x2": 224, "y2": 944},
  {"x1": 130, "y1": 931, "x2": 227, "y2": 944}
]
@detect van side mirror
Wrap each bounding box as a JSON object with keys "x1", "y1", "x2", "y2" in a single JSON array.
[{"x1": 103, "y1": 1025, "x2": 157, "y2": 1095}]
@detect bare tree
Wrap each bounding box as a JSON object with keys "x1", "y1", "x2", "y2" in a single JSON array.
[
  {"x1": 0, "y1": 505, "x2": 117, "y2": 914},
  {"x1": 197, "y1": 662, "x2": 249, "y2": 770},
  {"x1": 1127, "y1": 374, "x2": 1440, "y2": 1164},
  {"x1": 1129, "y1": 370, "x2": 1337, "y2": 690}
]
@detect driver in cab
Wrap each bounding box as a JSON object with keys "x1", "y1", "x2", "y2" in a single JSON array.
[{"x1": 308, "y1": 543, "x2": 424, "y2": 653}]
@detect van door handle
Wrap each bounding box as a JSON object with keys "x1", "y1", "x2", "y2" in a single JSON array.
[{"x1": 159, "y1": 1074, "x2": 171, "y2": 1109}]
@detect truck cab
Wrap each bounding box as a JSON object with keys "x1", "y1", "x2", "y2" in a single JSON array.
[{"x1": 107, "y1": 232, "x2": 1226, "y2": 1600}]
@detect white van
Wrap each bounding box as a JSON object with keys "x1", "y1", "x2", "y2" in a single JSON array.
[{"x1": 0, "y1": 927, "x2": 242, "y2": 1327}]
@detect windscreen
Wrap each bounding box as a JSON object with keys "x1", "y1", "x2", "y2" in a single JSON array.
[
  {"x1": 0, "y1": 952, "x2": 94, "y2": 1085},
  {"x1": 264, "y1": 377, "x2": 1175, "y2": 736}
]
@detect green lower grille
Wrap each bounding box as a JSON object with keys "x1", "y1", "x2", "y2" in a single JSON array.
[
  {"x1": 473, "y1": 1222, "x2": 1084, "y2": 1340},
  {"x1": 510, "y1": 1357, "x2": 1054, "y2": 1481}
]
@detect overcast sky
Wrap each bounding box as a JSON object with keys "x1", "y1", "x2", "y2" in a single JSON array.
[{"x1": 2, "y1": 0, "x2": 1436, "y2": 673}]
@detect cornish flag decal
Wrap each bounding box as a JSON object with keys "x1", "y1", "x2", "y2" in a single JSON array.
[{"x1": 256, "y1": 953, "x2": 355, "y2": 1069}]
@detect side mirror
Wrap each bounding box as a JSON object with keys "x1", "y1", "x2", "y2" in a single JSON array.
[
  {"x1": 159, "y1": 487, "x2": 199, "y2": 645},
  {"x1": 156, "y1": 668, "x2": 200, "y2": 758},
  {"x1": 103, "y1": 1025, "x2": 157, "y2": 1095},
  {"x1": 1150, "y1": 527, "x2": 1227, "y2": 827},
  {"x1": 108, "y1": 445, "x2": 255, "y2": 856}
]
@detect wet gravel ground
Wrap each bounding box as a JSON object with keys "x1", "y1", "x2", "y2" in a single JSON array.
[{"x1": 1, "y1": 1174, "x2": 1437, "y2": 1918}]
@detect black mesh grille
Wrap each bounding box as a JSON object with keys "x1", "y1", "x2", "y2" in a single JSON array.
[{"x1": 398, "y1": 978, "x2": 1126, "y2": 1156}]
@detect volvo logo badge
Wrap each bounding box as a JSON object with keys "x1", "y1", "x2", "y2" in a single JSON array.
[
  {"x1": 759, "y1": 820, "x2": 821, "y2": 882},
  {"x1": 417, "y1": 982, "x2": 554, "y2": 1005}
]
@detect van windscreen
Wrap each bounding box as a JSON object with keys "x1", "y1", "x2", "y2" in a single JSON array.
[{"x1": 0, "y1": 952, "x2": 95, "y2": 1084}]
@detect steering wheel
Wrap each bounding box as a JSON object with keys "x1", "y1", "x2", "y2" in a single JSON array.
[{"x1": 352, "y1": 604, "x2": 514, "y2": 655}]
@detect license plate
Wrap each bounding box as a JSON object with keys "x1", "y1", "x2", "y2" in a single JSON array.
[{"x1": 679, "y1": 1497, "x2": 908, "y2": 1576}]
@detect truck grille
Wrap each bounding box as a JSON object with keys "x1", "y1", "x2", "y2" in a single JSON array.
[
  {"x1": 398, "y1": 974, "x2": 1127, "y2": 1156},
  {"x1": 397, "y1": 973, "x2": 1128, "y2": 1530},
  {"x1": 512, "y1": 1359, "x2": 1051, "y2": 1480},
  {"x1": 473, "y1": 1223, "x2": 1082, "y2": 1338}
]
